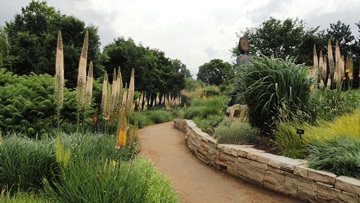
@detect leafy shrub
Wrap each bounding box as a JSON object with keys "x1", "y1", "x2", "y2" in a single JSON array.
[
  {"x1": 147, "y1": 110, "x2": 174, "y2": 124},
  {"x1": 307, "y1": 136, "x2": 360, "y2": 179},
  {"x1": 235, "y1": 56, "x2": 313, "y2": 134},
  {"x1": 309, "y1": 89, "x2": 359, "y2": 122},
  {"x1": 215, "y1": 119, "x2": 260, "y2": 145},
  {"x1": 183, "y1": 96, "x2": 228, "y2": 133},
  {"x1": 193, "y1": 114, "x2": 224, "y2": 134}
]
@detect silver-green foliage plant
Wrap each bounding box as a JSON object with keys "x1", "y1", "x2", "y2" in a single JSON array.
[
  {"x1": 235, "y1": 55, "x2": 313, "y2": 134},
  {"x1": 215, "y1": 119, "x2": 260, "y2": 145}
]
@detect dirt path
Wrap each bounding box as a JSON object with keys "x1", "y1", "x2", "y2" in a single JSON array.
[{"x1": 139, "y1": 122, "x2": 303, "y2": 203}]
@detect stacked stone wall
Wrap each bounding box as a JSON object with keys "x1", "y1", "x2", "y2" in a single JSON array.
[{"x1": 174, "y1": 119, "x2": 360, "y2": 203}]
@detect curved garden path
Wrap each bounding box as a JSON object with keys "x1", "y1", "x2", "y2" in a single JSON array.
[{"x1": 139, "y1": 122, "x2": 304, "y2": 203}]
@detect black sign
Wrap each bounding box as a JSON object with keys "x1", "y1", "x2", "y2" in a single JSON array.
[{"x1": 296, "y1": 129, "x2": 304, "y2": 134}]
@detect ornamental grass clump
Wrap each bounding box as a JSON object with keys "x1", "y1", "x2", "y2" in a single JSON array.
[
  {"x1": 236, "y1": 55, "x2": 313, "y2": 135},
  {"x1": 307, "y1": 135, "x2": 360, "y2": 179}
]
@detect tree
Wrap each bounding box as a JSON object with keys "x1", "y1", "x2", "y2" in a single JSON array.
[
  {"x1": 327, "y1": 21, "x2": 355, "y2": 56},
  {"x1": 233, "y1": 17, "x2": 319, "y2": 65},
  {"x1": 197, "y1": 59, "x2": 233, "y2": 86},
  {"x1": 103, "y1": 37, "x2": 186, "y2": 96},
  {"x1": 0, "y1": 27, "x2": 12, "y2": 69},
  {"x1": 5, "y1": 1, "x2": 104, "y2": 87}
]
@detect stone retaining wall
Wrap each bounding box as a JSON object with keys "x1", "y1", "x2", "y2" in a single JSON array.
[{"x1": 174, "y1": 119, "x2": 360, "y2": 203}]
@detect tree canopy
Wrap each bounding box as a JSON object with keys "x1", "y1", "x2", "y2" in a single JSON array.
[
  {"x1": 4, "y1": 1, "x2": 104, "y2": 87},
  {"x1": 103, "y1": 37, "x2": 187, "y2": 96},
  {"x1": 197, "y1": 59, "x2": 233, "y2": 86},
  {"x1": 233, "y1": 17, "x2": 318, "y2": 65}
]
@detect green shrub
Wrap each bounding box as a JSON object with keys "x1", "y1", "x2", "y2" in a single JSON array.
[
  {"x1": 307, "y1": 136, "x2": 360, "y2": 179},
  {"x1": 183, "y1": 96, "x2": 228, "y2": 133},
  {"x1": 309, "y1": 89, "x2": 359, "y2": 122},
  {"x1": 235, "y1": 56, "x2": 313, "y2": 134},
  {"x1": 147, "y1": 110, "x2": 174, "y2": 124},
  {"x1": 193, "y1": 114, "x2": 224, "y2": 134},
  {"x1": 215, "y1": 119, "x2": 260, "y2": 145}
]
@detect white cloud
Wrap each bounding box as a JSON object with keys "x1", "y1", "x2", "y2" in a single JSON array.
[{"x1": 0, "y1": 0, "x2": 359, "y2": 76}]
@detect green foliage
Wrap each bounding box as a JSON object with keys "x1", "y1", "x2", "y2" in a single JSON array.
[
  {"x1": 4, "y1": 1, "x2": 104, "y2": 87},
  {"x1": 235, "y1": 55, "x2": 313, "y2": 134},
  {"x1": 197, "y1": 59, "x2": 234, "y2": 86},
  {"x1": 43, "y1": 158, "x2": 178, "y2": 203},
  {"x1": 0, "y1": 69, "x2": 56, "y2": 136},
  {"x1": 0, "y1": 135, "x2": 58, "y2": 193},
  {"x1": 308, "y1": 136, "x2": 360, "y2": 179},
  {"x1": 184, "y1": 96, "x2": 228, "y2": 133},
  {"x1": 310, "y1": 89, "x2": 360, "y2": 122},
  {"x1": 274, "y1": 122, "x2": 308, "y2": 159},
  {"x1": 214, "y1": 120, "x2": 260, "y2": 145},
  {"x1": 233, "y1": 17, "x2": 318, "y2": 65},
  {"x1": 130, "y1": 109, "x2": 175, "y2": 128},
  {"x1": 103, "y1": 37, "x2": 187, "y2": 96},
  {"x1": 147, "y1": 110, "x2": 174, "y2": 124},
  {"x1": 0, "y1": 192, "x2": 50, "y2": 203}
]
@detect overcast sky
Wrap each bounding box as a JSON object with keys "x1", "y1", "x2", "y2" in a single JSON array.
[{"x1": 0, "y1": 0, "x2": 359, "y2": 76}]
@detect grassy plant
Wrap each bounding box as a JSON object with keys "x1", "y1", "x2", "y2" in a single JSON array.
[
  {"x1": 0, "y1": 192, "x2": 50, "y2": 203},
  {"x1": 274, "y1": 122, "x2": 309, "y2": 159},
  {"x1": 235, "y1": 55, "x2": 313, "y2": 134},
  {"x1": 0, "y1": 135, "x2": 58, "y2": 193},
  {"x1": 215, "y1": 119, "x2": 260, "y2": 145},
  {"x1": 183, "y1": 95, "x2": 228, "y2": 133},
  {"x1": 147, "y1": 110, "x2": 174, "y2": 124},
  {"x1": 308, "y1": 135, "x2": 360, "y2": 179},
  {"x1": 43, "y1": 158, "x2": 178, "y2": 203}
]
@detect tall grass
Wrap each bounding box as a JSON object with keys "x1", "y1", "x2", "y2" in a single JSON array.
[
  {"x1": 308, "y1": 135, "x2": 360, "y2": 179},
  {"x1": 0, "y1": 135, "x2": 57, "y2": 193},
  {"x1": 274, "y1": 109, "x2": 360, "y2": 158},
  {"x1": 43, "y1": 158, "x2": 179, "y2": 203},
  {"x1": 235, "y1": 55, "x2": 313, "y2": 134}
]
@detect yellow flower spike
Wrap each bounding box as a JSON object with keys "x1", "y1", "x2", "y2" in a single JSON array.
[
  {"x1": 116, "y1": 106, "x2": 127, "y2": 148},
  {"x1": 310, "y1": 85, "x2": 315, "y2": 91},
  {"x1": 111, "y1": 160, "x2": 118, "y2": 166}
]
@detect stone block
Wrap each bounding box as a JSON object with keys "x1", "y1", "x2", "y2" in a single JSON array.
[
  {"x1": 186, "y1": 120, "x2": 197, "y2": 128},
  {"x1": 264, "y1": 170, "x2": 285, "y2": 186},
  {"x1": 264, "y1": 182, "x2": 293, "y2": 196},
  {"x1": 307, "y1": 168, "x2": 337, "y2": 185},
  {"x1": 317, "y1": 182, "x2": 345, "y2": 202},
  {"x1": 268, "y1": 165, "x2": 281, "y2": 173},
  {"x1": 285, "y1": 175, "x2": 317, "y2": 195},
  {"x1": 335, "y1": 176, "x2": 360, "y2": 196},
  {"x1": 249, "y1": 160, "x2": 268, "y2": 170},
  {"x1": 217, "y1": 144, "x2": 233, "y2": 155},
  {"x1": 237, "y1": 163, "x2": 265, "y2": 183},
  {"x1": 236, "y1": 147, "x2": 264, "y2": 159},
  {"x1": 294, "y1": 165, "x2": 308, "y2": 178},
  {"x1": 279, "y1": 158, "x2": 304, "y2": 173}
]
